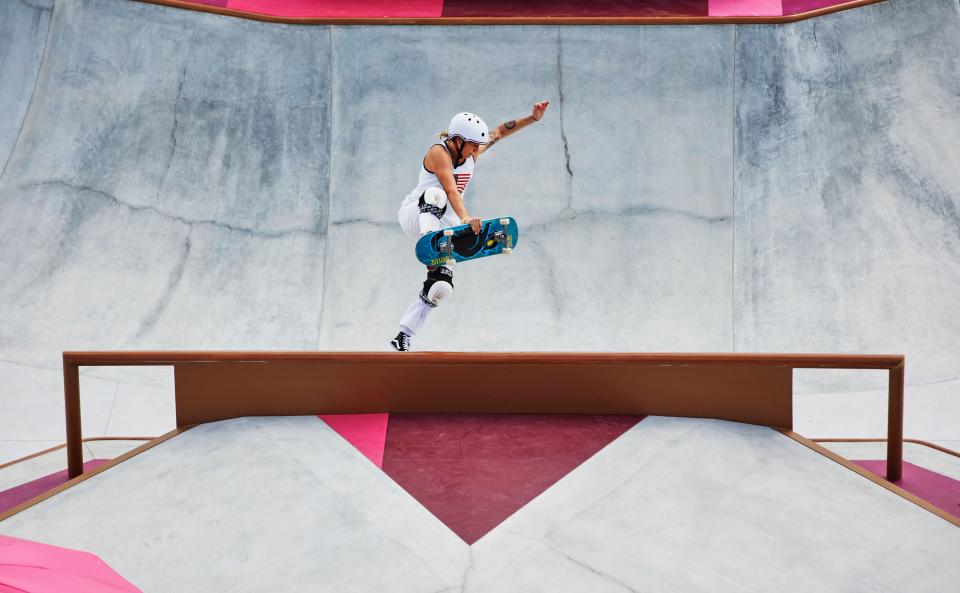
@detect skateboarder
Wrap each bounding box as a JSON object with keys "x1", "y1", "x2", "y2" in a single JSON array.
[{"x1": 390, "y1": 101, "x2": 550, "y2": 351}]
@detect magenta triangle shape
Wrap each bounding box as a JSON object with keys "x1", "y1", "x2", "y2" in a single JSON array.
[{"x1": 318, "y1": 413, "x2": 389, "y2": 468}]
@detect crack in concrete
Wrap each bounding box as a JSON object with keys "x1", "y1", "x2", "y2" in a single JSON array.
[
  {"x1": 130, "y1": 229, "x2": 193, "y2": 341},
  {"x1": 316, "y1": 25, "x2": 336, "y2": 350},
  {"x1": 0, "y1": 0, "x2": 54, "y2": 181},
  {"x1": 101, "y1": 382, "x2": 122, "y2": 436},
  {"x1": 496, "y1": 528, "x2": 642, "y2": 593},
  {"x1": 531, "y1": 204, "x2": 729, "y2": 229},
  {"x1": 16, "y1": 0, "x2": 53, "y2": 13},
  {"x1": 4, "y1": 190, "x2": 87, "y2": 298},
  {"x1": 516, "y1": 231, "x2": 562, "y2": 320},
  {"x1": 22, "y1": 180, "x2": 325, "y2": 239},
  {"x1": 554, "y1": 549, "x2": 642, "y2": 593},
  {"x1": 616, "y1": 204, "x2": 729, "y2": 224},
  {"x1": 457, "y1": 546, "x2": 475, "y2": 593},
  {"x1": 731, "y1": 25, "x2": 738, "y2": 354},
  {"x1": 556, "y1": 29, "x2": 575, "y2": 218},
  {"x1": 156, "y1": 61, "x2": 188, "y2": 200},
  {"x1": 330, "y1": 218, "x2": 394, "y2": 229}
]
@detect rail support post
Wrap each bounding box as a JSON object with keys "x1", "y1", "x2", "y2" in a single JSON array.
[
  {"x1": 64, "y1": 358, "x2": 83, "y2": 479},
  {"x1": 886, "y1": 361, "x2": 904, "y2": 482}
]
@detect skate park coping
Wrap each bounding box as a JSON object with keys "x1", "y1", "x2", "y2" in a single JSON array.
[{"x1": 131, "y1": 0, "x2": 887, "y2": 25}]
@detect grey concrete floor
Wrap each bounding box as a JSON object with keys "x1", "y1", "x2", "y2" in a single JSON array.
[{"x1": 2, "y1": 416, "x2": 959, "y2": 593}]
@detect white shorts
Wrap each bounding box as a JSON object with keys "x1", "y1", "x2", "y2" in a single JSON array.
[{"x1": 398, "y1": 196, "x2": 460, "y2": 241}]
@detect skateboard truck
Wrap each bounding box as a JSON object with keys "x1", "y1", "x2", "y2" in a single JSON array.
[
  {"x1": 492, "y1": 230, "x2": 509, "y2": 251},
  {"x1": 497, "y1": 218, "x2": 512, "y2": 254},
  {"x1": 440, "y1": 229, "x2": 455, "y2": 264}
]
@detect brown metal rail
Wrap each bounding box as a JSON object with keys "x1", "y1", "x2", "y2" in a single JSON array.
[
  {"x1": 62, "y1": 351, "x2": 905, "y2": 482},
  {"x1": 132, "y1": 0, "x2": 886, "y2": 25},
  {"x1": 783, "y1": 430, "x2": 960, "y2": 528},
  {"x1": 814, "y1": 438, "x2": 960, "y2": 459},
  {"x1": 0, "y1": 427, "x2": 189, "y2": 522},
  {"x1": 0, "y1": 437, "x2": 154, "y2": 472}
]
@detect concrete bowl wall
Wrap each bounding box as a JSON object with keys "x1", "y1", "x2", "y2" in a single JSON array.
[{"x1": 0, "y1": 0, "x2": 957, "y2": 448}]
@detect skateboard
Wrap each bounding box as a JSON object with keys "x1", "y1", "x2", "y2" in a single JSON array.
[{"x1": 415, "y1": 216, "x2": 519, "y2": 266}]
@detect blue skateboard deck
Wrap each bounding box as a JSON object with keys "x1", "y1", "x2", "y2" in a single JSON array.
[{"x1": 415, "y1": 216, "x2": 519, "y2": 266}]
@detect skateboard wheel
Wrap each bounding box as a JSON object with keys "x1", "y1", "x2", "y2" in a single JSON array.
[
  {"x1": 444, "y1": 229, "x2": 454, "y2": 236},
  {"x1": 502, "y1": 248, "x2": 512, "y2": 254},
  {"x1": 499, "y1": 218, "x2": 509, "y2": 226}
]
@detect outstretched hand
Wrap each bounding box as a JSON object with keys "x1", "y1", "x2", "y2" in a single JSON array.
[{"x1": 532, "y1": 100, "x2": 550, "y2": 121}]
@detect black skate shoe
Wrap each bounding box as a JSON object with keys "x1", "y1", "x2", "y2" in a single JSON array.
[{"x1": 390, "y1": 332, "x2": 411, "y2": 352}]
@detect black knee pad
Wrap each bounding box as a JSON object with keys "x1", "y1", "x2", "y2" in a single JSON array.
[{"x1": 425, "y1": 265, "x2": 454, "y2": 286}]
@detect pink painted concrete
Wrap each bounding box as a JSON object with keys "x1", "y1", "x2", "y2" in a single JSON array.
[
  {"x1": 0, "y1": 459, "x2": 110, "y2": 516},
  {"x1": 226, "y1": 0, "x2": 444, "y2": 18},
  {"x1": 853, "y1": 460, "x2": 960, "y2": 520},
  {"x1": 709, "y1": 0, "x2": 783, "y2": 16},
  {"x1": 0, "y1": 535, "x2": 142, "y2": 592},
  {"x1": 318, "y1": 414, "x2": 389, "y2": 468}
]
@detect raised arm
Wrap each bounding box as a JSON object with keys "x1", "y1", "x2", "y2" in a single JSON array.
[{"x1": 477, "y1": 100, "x2": 550, "y2": 157}]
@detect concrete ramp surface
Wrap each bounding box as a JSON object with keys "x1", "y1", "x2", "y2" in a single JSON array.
[{"x1": 2, "y1": 416, "x2": 959, "y2": 592}]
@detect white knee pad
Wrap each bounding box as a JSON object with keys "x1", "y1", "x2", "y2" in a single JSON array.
[
  {"x1": 420, "y1": 266, "x2": 455, "y2": 307},
  {"x1": 426, "y1": 280, "x2": 453, "y2": 306},
  {"x1": 418, "y1": 187, "x2": 451, "y2": 235},
  {"x1": 422, "y1": 187, "x2": 447, "y2": 209}
]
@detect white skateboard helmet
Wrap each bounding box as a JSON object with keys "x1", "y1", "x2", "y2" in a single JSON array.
[{"x1": 448, "y1": 112, "x2": 490, "y2": 145}]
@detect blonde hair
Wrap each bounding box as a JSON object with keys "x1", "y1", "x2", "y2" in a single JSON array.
[{"x1": 436, "y1": 131, "x2": 449, "y2": 139}]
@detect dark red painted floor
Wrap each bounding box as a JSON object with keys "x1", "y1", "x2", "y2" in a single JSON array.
[
  {"x1": 380, "y1": 414, "x2": 643, "y2": 543},
  {"x1": 781, "y1": 0, "x2": 845, "y2": 13},
  {"x1": 440, "y1": 0, "x2": 708, "y2": 17},
  {"x1": 853, "y1": 460, "x2": 960, "y2": 520}
]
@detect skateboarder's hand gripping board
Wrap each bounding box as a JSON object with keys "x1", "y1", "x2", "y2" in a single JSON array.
[{"x1": 462, "y1": 216, "x2": 482, "y2": 235}]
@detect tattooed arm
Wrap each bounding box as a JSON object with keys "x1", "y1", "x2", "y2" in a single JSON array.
[{"x1": 477, "y1": 100, "x2": 550, "y2": 157}]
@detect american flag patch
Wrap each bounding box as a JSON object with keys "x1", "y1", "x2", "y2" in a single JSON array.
[{"x1": 454, "y1": 173, "x2": 472, "y2": 193}]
